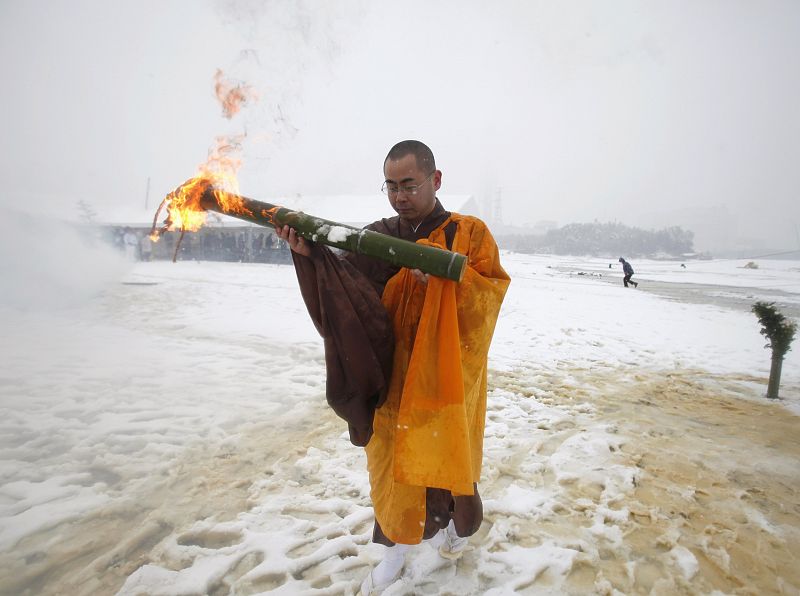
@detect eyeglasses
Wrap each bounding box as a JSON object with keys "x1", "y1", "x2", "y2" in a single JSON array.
[{"x1": 381, "y1": 171, "x2": 434, "y2": 196}]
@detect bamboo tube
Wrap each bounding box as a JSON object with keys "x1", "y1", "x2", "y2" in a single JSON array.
[{"x1": 199, "y1": 187, "x2": 468, "y2": 282}]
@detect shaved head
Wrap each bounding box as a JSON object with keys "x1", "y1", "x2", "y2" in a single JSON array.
[{"x1": 384, "y1": 140, "x2": 436, "y2": 174}]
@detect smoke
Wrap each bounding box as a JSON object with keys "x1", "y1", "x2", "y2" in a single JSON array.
[
  {"x1": 0, "y1": 209, "x2": 129, "y2": 311},
  {"x1": 3, "y1": 1, "x2": 796, "y2": 254},
  {"x1": 211, "y1": 0, "x2": 368, "y2": 190}
]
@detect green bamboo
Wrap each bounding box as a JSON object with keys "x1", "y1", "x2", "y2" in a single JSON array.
[{"x1": 200, "y1": 189, "x2": 467, "y2": 282}]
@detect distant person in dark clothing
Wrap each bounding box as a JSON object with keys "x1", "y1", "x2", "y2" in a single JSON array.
[{"x1": 618, "y1": 257, "x2": 638, "y2": 288}]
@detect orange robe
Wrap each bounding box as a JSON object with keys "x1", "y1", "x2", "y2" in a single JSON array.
[{"x1": 365, "y1": 214, "x2": 510, "y2": 544}]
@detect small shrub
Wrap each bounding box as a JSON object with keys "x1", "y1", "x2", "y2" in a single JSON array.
[{"x1": 752, "y1": 301, "x2": 797, "y2": 398}]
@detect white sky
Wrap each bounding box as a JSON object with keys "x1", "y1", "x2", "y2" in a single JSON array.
[{"x1": 1, "y1": 0, "x2": 799, "y2": 252}]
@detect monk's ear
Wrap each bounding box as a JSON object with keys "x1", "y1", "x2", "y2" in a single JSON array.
[{"x1": 433, "y1": 170, "x2": 442, "y2": 191}]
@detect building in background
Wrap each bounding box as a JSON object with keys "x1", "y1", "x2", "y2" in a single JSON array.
[{"x1": 82, "y1": 193, "x2": 481, "y2": 262}]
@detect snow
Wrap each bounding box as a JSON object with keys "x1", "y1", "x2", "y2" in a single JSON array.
[
  {"x1": 550, "y1": 254, "x2": 800, "y2": 294},
  {"x1": 1, "y1": 243, "x2": 799, "y2": 594},
  {"x1": 326, "y1": 226, "x2": 353, "y2": 243},
  {"x1": 494, "y1": 253, "x2": 800, "y2": 384},
  {"x1": 669, "y1": 545, "x2": 699, "y2": 580}
]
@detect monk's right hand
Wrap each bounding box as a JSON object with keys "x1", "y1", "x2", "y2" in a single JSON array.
[
  {"x1": 275, "y1": 224, "x2": 312, "y2": 257},
  {"x1": 410, "y1": 268, "x2": 429, "y2": 285}
]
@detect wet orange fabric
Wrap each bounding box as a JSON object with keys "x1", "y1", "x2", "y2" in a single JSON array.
[{"x1": 365, "y1": 214, "x2": 510, "y2": 544}]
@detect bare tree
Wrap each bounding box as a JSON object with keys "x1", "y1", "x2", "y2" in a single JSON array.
[{"x1": 76, "y1": 200, "x2": 97, "y2": 224}]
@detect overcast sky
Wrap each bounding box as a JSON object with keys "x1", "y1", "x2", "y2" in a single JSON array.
[{"x1": 1, "y1": 0, "x2": 798, "y2": 252}]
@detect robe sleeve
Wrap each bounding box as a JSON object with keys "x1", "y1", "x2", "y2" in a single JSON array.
[{"x1": 291, "y1": 244, "x2": 394, "y2": 446}]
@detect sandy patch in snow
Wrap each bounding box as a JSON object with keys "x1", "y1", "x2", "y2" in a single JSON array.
[{"x1": 103, "y1": 367, "x2": 800, "y2": 595}]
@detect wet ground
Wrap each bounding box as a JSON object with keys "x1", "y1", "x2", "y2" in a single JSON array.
[
  {"x1": 516, "y1": 366, "x2": 800, "y2": 596},
  {"x1": 562, "y1": 267, "x2": 800, "y2": 319}
]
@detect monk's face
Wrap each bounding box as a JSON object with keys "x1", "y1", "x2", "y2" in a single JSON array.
[{"x1": 383, "y1": 154, "x2": 441, "y2": 227}]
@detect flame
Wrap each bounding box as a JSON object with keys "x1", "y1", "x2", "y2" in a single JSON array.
[
  {"x1": 151, "y1": 70, "x2": 258, "y2": 258},
  {"x1": 152, "y1": 135, "x2": 254, "y2": 248},
  {"x1": 214, "y1": 69, "x2": 256, "y2": 119}
]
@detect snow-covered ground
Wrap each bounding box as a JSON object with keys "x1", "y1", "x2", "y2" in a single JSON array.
[{"x1": 1, "y1": 241, "x2": 799, "y2": 595}]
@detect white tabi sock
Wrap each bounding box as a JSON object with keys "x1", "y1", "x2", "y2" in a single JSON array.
[
  {"x1": 371, "y1": 543, "x2": 409, "y2": 586},
  {"x1": 439, "y1": 519, "x2": 468, "y2": 559}
]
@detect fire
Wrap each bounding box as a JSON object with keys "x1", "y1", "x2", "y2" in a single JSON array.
[
  {"x1": 160, "y1": 176, "x2": 213, "y2": 233},
  {"x1": 161, "y1": 136, "x2": 251, "y2": 227},
  {"x1": 214, "y1": 69, "x2": 256, "y2": 119},
  {"x1": 151, "y1": 135, "x2": 253, "y2": 259},
  {"x1": 151, "y1": 70, "x2": 259, "y2": 259}
]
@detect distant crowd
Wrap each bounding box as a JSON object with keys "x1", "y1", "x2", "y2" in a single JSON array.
[{"x1": 107, "y1": 226, "x2": 292, "y2": 264}]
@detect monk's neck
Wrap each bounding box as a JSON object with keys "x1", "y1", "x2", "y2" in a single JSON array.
[{"x1": 405, "y1": 205, "x2": 436, "y2": 231}]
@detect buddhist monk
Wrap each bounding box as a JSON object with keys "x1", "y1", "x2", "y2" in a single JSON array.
[{"x1": 276, "y1": 140, "x2": 509, "y2": 595}]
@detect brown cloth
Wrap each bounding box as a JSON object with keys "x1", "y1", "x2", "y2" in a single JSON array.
[
  {"x1": 290, "y1": 199, "x2": 453, "y2": 446},
  {"x1": 290, "y1": 244, "x2": 393, "y2": 446}
]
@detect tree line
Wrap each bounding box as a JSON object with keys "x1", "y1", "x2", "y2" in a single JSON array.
[{"x1": 496, "y1": 222, "x2": 695, "y2": 257}]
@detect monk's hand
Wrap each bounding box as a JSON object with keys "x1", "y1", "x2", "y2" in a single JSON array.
[
  {"x1": 411, "y1": 268, "x2": 429, "y2": 285},
  {"x1": 275, "y1": 224, "x2": 312, "y2": 257}
]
